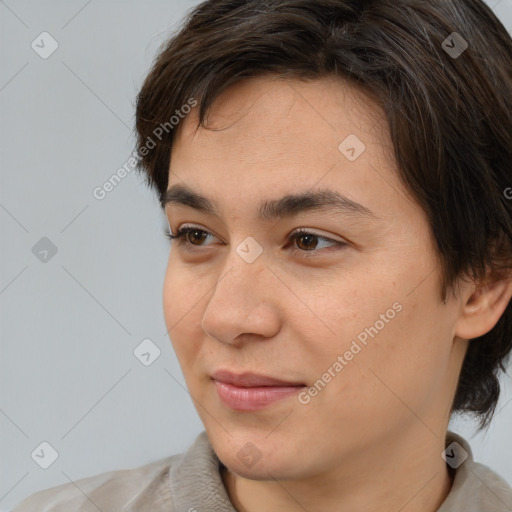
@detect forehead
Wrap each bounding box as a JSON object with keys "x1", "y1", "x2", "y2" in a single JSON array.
[
  {"x1": 168, "y1": 75, "x2": 412, "y2": 223},
  {"x1": 175, "y1": 74, "x2": 386, "y2": 155}
]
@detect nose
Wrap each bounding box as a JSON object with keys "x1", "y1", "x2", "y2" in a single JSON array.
[{"x1": 201, "y1": 255, "x2": 281, "y2": 346}]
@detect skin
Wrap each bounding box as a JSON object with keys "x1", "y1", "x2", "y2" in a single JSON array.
[{"x1": 162, "y1": 75, "x2": 512, "y2": 512}]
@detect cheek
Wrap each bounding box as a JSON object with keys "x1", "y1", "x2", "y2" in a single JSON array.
[
  {"x1": 296, "y1": 265, "x2": 450, "y2": 414},
  {"x1": 163, "y1": 259, "x2": 205, "y2": 366},
  {"x1": 325, "y1": 292, "x2": 450, "y2": 422}
]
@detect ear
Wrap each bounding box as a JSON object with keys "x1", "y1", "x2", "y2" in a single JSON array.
[{"x1": 454, "y1": 273, "x2": 512, "y2": 340}]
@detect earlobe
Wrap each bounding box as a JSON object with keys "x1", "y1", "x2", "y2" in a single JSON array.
[{"x1": 454, "y1": 275, "x2": 512, "y2": 340}]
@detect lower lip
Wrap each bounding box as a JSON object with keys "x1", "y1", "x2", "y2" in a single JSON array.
[{"x1": 214, "y1": 380, "x2": 305, "y2": 411}]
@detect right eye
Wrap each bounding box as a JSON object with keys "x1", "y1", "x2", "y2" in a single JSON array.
[{"x1": 165, "y1": 225, "x2": 220, "y2": 247}]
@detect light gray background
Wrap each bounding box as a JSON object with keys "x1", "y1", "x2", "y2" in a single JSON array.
[{"x1": 1, "y1": 0, "x2": 511, "y2": 510}]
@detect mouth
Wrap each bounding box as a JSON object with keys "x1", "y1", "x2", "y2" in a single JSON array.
[{"x1": 211, "y1": 369, "x2": 307, "y2": 411}]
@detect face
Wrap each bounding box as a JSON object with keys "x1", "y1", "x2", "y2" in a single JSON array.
[{"x1": 163, "y1": 75, "x2": 466, "y2": 481}]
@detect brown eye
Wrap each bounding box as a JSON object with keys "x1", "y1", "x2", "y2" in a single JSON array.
[
  {"x1": 166, "y1": 225, "x2": 346, "y2": 255},
  {"x1": 167, "y1": 227, "x2": 215, "y2": 247},
  {"x1": 185, "y1": 229, "x2": 209, "y2": 245},
  {"x1": 294, "y1": 233, "x2": 320, "y2": 251},
  {"x1": 289, "y1": 229, "x2": 346, "y2": 256}
]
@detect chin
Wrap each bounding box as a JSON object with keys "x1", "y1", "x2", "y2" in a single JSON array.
[
  {"x1": 208, "y1": 431, "x2": 309, "y2": 481},
  {"x1": 220, "y1": 453, "x2": 300, "y2": 482}
]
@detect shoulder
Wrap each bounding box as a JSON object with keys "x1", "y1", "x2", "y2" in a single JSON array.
[
  {"x1": 439, "y1": 431, "x2": 512, "y2": 512},
  {"x1": 11, "y1": 431, "x2": 222, "y2": 512},
  {"x1": 11, "y1": 451, "x2": 185, "y2": 512},
  {"x1": 465, "y1": 460, "x2": 512, "y2": 510}
]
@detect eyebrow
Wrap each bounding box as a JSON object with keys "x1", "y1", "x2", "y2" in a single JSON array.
[{"x1": 162, "y1": 184, "x2": 378, "y2": 221}]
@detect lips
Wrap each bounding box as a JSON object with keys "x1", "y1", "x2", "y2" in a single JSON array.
[
  {"x1": 211, "y1": 370, "x2": 306, "y2": 411},
  {"x1": 211, "y1": 369, "x2": 305, "y2": 387}
]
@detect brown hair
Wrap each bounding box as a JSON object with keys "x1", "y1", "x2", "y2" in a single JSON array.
[{"x1": 135, "y1": 0, "x2": 512, "y2": 428}]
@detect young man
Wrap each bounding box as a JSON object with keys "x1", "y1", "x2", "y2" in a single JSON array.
[{"x1": 13, "y1": 0, "x2": 512, "y2": 511}]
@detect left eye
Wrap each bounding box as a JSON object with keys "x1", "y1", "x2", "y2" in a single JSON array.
[
  {"x1": 165, "y1": 226, "x2": 346, "y2": 254},
  {"x1": 288, "y1": 229, "x2": 343, "y2": 252}
]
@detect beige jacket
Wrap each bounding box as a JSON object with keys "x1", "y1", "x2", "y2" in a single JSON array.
[{"x1": 11, "y1": 431, "x2": 512, "y2": 511}]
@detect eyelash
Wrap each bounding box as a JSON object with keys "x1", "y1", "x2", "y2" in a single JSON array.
[{"x1": 165, "y1": 226, "x2": 346, "y2": 256}]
